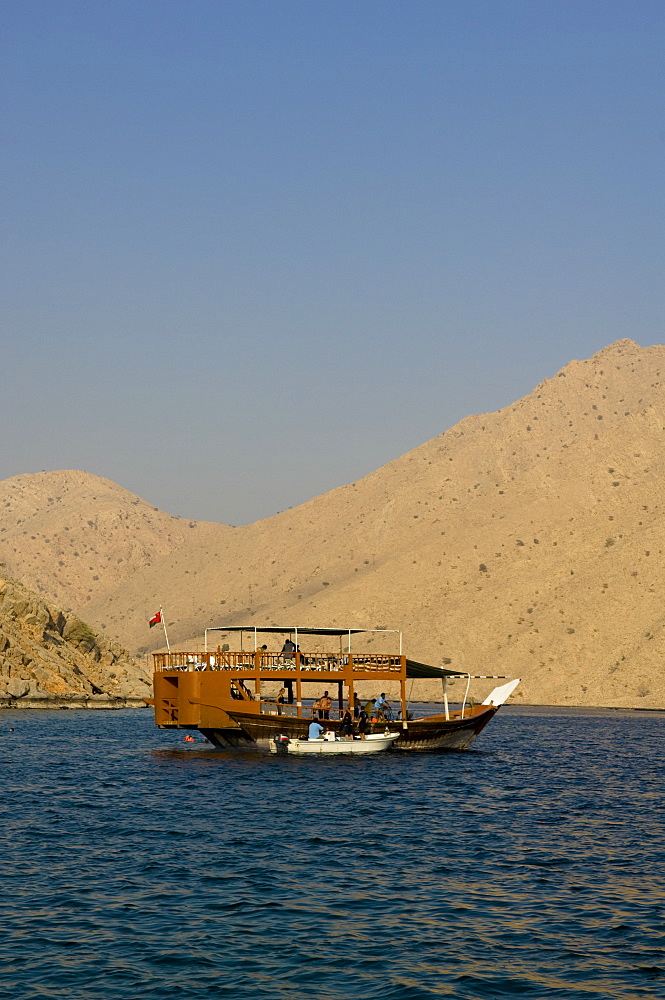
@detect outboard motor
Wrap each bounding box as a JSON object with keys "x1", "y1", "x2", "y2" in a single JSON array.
[{"x1": 273, "y1": 734, "x2": 290, "y2": 753}]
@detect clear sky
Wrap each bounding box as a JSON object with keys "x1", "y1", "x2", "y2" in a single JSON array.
[{"x1": 2, "y1": 1, "x2": 663, "y2": 524}]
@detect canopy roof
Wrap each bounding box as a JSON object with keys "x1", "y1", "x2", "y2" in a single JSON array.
[
  {"x1": 205, "y1": 626, "x2": 459, "y2": 676},
  {"x1": 205, "y1": 626, "x2": 393, "y2": 637},
  {"x1": 406, "y1": 659, "x2": 461, "y2": 679},
  {"x1": 204, "y1": 626, "x2": 464, "y2": 675}
]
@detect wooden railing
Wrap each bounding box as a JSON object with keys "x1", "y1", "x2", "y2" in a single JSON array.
[
  {"x1": 258, "y1": 701, "x2": 299, "y2": 718},
  {"x1": 153, "y1": 651, "x2": 403, "y2": 674},
  {"x1": 347, "y1": 654, "x2": 402, "y2": 672},
  {"x1": 153, "y1": 651, "x2": 255, "y2": 672},
  {"x1": 259, "y1": 703, "x2": 347, "y2": 721}
]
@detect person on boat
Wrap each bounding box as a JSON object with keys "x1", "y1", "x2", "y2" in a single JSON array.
[
  {"x1": 294, "y1": 642, "x2": 307, "y2": 666},
  {"x1": 308, "y1": 720, "x2": 325, "y2": 740},
  {"x1": 374, "y1": 693, "x2": 389, "y2": 720},
  {"x1": 319, "y1": 690, "x2": 332, "y2": 720},
  {"x1": 352, "y1": 693, "x2": 361, "y2": 719},
  {"x1": 363, "y1": 698, "x2": 374, "y2": 718},
  {"x1": 357, "y1": 706, "x2": 369, "y2": 739},
  {"x1": 340, "y1": 705, "x2": 354, "y2": 739},
  {"x1": 281, "y1": 638, "x2": 296, "y2": 660},
  {"x1": 312, "y1": 697, "x2": 322, "y2": 719},
  {"x1": 276, "y1": 687, "x2": 287, "y2": 714}
]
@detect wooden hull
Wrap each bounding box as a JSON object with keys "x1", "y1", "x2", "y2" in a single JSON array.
[{"x1": 202, "y1": 705, "x2": 498, "y2": 752}]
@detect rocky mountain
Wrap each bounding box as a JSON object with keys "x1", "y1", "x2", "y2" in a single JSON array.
[
  {"x1": 0, "y1": 577, "x2": 150, "y2": 707},
  {"x1": 3, "y1": 339, "x2": 665, "y2": 710}
]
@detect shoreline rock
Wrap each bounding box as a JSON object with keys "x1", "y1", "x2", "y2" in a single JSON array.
[
  {"x1": 0, "y1": 577, "x2": 151, "y2": 705},
  {"x1": 0, "y1": 696, "x2": 149, "y2": 710}
]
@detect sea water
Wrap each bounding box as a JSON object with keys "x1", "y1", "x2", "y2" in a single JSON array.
[{"x1": 0, "y1": 707, "x2": 663, "y2": 1000}]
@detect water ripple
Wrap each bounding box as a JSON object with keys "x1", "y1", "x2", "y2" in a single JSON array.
[{"x1": 1, "y1": 707, "x2": 663, "y2": 999}]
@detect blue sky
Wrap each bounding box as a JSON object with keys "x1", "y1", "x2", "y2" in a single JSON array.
[{"x1": 2, "y1": 1, "x2": 664, "y2": 523}]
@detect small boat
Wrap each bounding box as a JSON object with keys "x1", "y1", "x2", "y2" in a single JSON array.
[
  {"x1": 152, "y1": 624, "x2": 521, "y2": 752},
  {"x1": 270, "y1": 730, "x2": 400, "y2": 755}
]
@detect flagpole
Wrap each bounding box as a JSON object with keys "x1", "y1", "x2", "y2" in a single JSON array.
[{"x1": 161, "y1": 606, "x2": 171, "y2": 653}]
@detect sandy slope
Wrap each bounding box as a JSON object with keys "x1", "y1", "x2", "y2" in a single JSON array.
[
  {"x1": 3, "y1": 339, "x2": 665, "y2": 709},
  {"x1": 0, "y1": 469, "x2": 227, "y2": 609}
]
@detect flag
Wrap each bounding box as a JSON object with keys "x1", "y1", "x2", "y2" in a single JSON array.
[{"x1": 148, "y1": 611, "x2": 162, "y2": 628}]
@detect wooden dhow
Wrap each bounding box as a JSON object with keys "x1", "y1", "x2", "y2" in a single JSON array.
[{"x1": 152, "y1": 626, "x2": 520, "y2": 752}]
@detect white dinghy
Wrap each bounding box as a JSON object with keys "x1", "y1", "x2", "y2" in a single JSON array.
[{"x1": 270, "y1": 730, "x2": 400, "y2": 755}]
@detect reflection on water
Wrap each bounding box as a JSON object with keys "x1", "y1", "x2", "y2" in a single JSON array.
[{"x1": 1, "y1": 707, "x2": 664, "y2": 999}]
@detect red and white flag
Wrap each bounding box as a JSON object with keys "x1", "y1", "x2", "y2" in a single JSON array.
[{"x1": 148, "y1": 611, "x2": 162, "y2": 628}]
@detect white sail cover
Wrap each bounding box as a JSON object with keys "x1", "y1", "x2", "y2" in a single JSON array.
[{"x1": 482, "y1": 678, "x2": 521, "y2": 706}]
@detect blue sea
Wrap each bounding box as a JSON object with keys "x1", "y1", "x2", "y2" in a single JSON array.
[{"x1": 1, "y1": 706, "x2": 663, "y2": 1000}]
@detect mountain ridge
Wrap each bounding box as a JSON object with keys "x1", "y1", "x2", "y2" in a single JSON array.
[{"x1": 3, "y1": 338, "x2": 665, "y2": 709}]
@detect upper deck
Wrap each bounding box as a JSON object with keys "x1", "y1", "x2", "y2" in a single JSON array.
[{"x1": 154, "y1": 625, "x2": 409, "y2": 679}]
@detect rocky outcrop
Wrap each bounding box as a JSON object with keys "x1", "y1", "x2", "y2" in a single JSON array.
[{"x1": 0, "y1": 577, "x2": 150, "y2": 708}]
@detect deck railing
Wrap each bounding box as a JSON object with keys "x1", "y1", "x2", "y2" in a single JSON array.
[
  {"x1": 153, "y1": 651, "x2": 256, "y2": 671},
  {"x1": 153, "y1": 651, "x2": 403, "y2": 673},
  {"x1": 258, "y1": 703, "x2": 400, "y2": 723},
  {"x1": 259, "y1": 703, "x2": 349, "y2": 721},
  {"x1": 258, "y1": 701, "x2": 299, "y2": 718},
  {"x1": 348, "y1": 654, "x2": 402, "y2": 672}
]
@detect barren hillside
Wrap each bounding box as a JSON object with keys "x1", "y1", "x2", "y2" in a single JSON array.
[
  {"x1": 3, "y1": 340, "x2": 665, "y2": 710},
  {"x1": 0, "y1": 469, "x2": 226, "y2": 610}
]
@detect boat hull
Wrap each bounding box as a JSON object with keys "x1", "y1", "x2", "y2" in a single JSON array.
[{"x1": 202, "y1": 705, "x2": 498, "y2": 752}]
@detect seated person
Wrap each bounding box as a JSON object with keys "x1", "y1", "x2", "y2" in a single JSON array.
[
  {"x1": 374, "y1": 693, "x2": 390, "y2": 720},
  {"x1": 308, "y1": 720, "x2": 325, "y2": 740}
]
